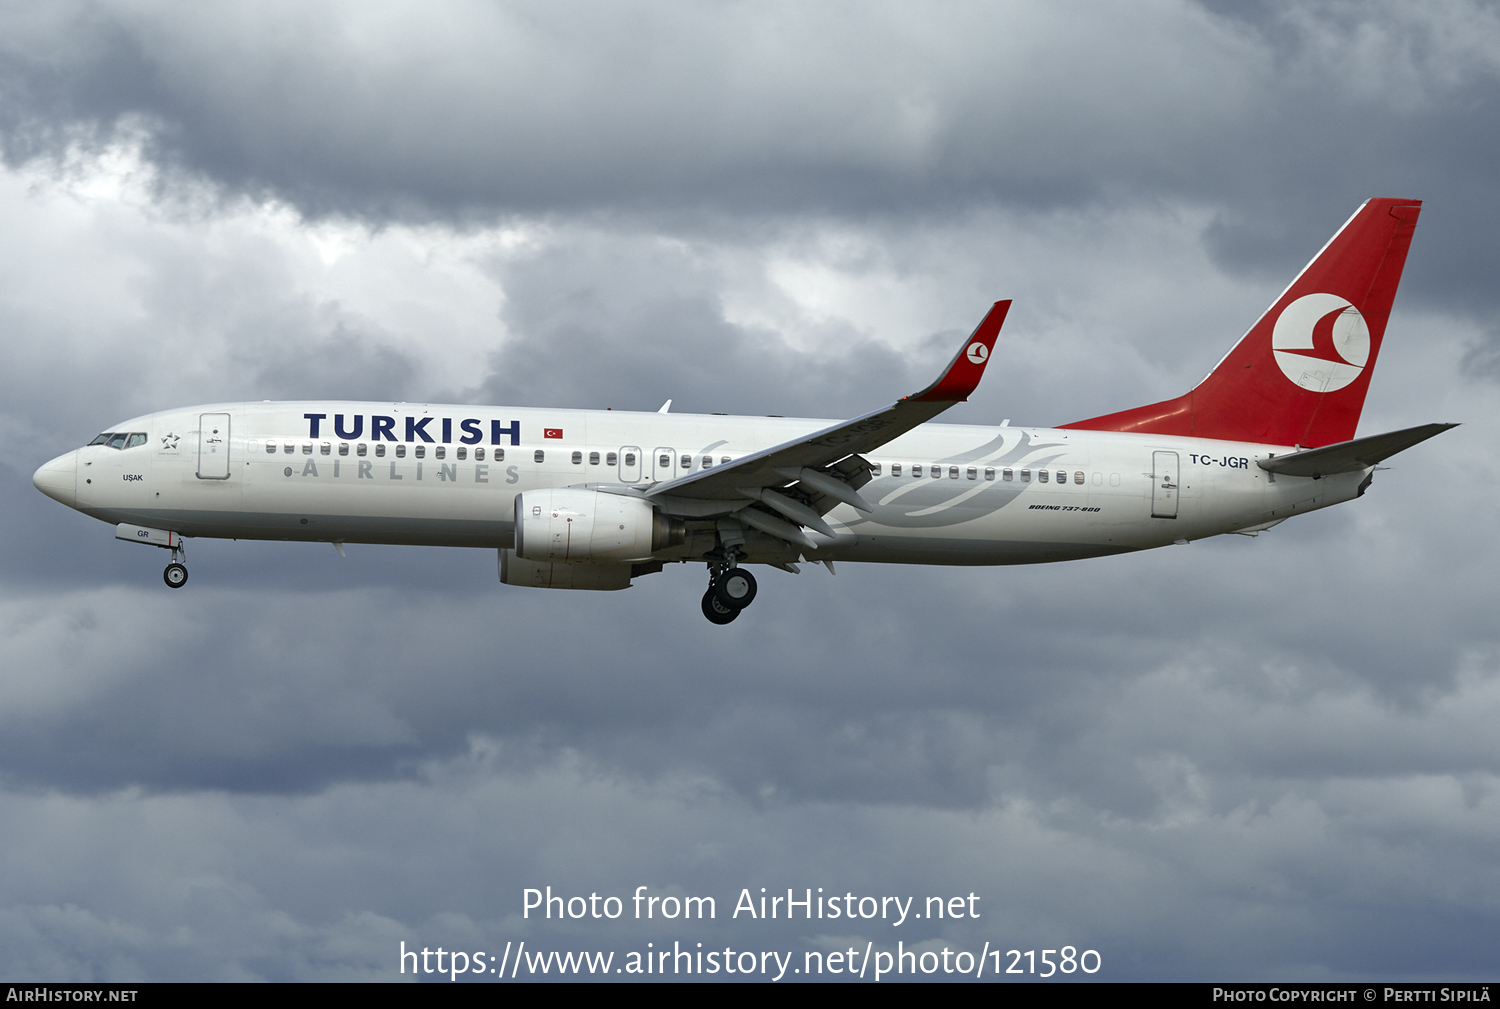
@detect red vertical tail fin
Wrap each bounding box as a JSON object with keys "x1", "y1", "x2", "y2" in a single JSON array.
[{"x1": 1062, "y1": 198, "x2": 1422, "y2": 447}]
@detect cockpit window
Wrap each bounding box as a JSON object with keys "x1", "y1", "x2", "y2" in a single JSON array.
[
  {"x1": 89, "y1": 433, "x2": 112, "y2": 446},
  {"x1": 106, "y1": 433, "x2": 129, "y2": 450},
  {"x1": 125, "y1": 433, "x2": 147, "y2": 449}
]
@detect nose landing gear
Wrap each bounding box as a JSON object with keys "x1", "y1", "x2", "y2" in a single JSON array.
[
  {"x1": 163, "y1": 542, "x2": 188, "y2": 589},
  {"x1": 702, "y1": 562, "x2": 757, "y2": 624}
]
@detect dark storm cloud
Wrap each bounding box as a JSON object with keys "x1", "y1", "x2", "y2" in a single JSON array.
[
  {"x1": 471, "y1": 231, "x2": 924, "y2": 417},
  {"x1": 3, "y1": 1, "x2": 1496, "y2": 329}
]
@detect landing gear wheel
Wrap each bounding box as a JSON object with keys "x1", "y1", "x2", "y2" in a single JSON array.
[
  {"x1": 701, "y1": 587, "x2": 739, "y2": 624},
  {"x1": 163, "y1": 563, "x2": 188, "y2": 589},
  {"x1": 714, "y1": 568, "x2": 757, "y2": 610}
]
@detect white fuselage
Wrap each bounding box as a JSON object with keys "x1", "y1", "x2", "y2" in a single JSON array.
[{"x1": 43, "y1": 400, "x2": 1365, "y2": 567}]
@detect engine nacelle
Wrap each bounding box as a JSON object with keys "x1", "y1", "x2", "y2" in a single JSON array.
[
  {"x1": 514, "y1": 488, "x2": 682, "y2": 563},
  {"x1": 499, "y1": 550, "x2": 633, "y2": 591}
]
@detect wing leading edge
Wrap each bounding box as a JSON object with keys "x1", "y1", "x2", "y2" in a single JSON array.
[{"x1": 642, "y1": 301, "x2": 1011, "y2": 544}]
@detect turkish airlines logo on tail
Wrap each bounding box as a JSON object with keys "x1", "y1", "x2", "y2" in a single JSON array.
[
  {"x1": 1271, "y1": 293, "x2": 1370, "y2": 393},
  {"x1": 966, "y1": 342, "x2": 989, "y2": 364}
]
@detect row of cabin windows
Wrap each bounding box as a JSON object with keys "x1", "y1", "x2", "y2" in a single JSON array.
[
  {"x1": 261, "y1": 441, "x2": 505, "y2": 461},
  {"x1": 88, "y1": 432, "x2": 148, "y2": 449},
  {"x1": 246, "y1": 441, "x2": 1108, "y2": 488},
  {"x1": 872, "y1": 462, "x2": 1088, "y2": 485},
  {"x1": 253, "y1": 442, "x2": 738, "y2": 470}
]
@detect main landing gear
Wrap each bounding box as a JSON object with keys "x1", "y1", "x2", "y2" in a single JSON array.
[
  {"x1": 701, "y1": 563, "x2": 757, "y2": 624},
  {"x1": 163, "y1": 544, "x2": 188, "y2": 589}
]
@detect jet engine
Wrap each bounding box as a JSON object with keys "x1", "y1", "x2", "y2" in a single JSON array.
[{"x1": 513, "y1": 488, "x2": 683, "y2": 563}]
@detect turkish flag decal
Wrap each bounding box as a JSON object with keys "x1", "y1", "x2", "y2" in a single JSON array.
[{"x1": 544, "y1": 428, "x2": 563, "y2": 439}]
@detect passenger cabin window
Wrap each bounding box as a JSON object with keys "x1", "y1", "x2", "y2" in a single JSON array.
[
  {"x1": 1057, "y1": 470, "x2": 1066, "y2": 484},
  {"x1": 607, "y1": 452, "x2": 618, "y2": 466},
  {"x1": 302, "y1": 443, "x2": 312, "y2": 454},
  {"x1": 702, "y1": 456, "x2": 712, "y2": 468},
  {"x1": 623, "y1": 452, "x2": 635, "y2": 466},
  {"x1": 456, "y1": 447, "x2": 466, "y2": 460},
  {"x1": 985, "y1": 467, "x2": 995, "y2": 481},
  {"x1": 376, "y1": 444, "x2": 386, "y2": 458},
  {"x1": 891, "y1": 463, "x2": 902, "y2": 477},
  {"x1": 912, "y1": 464, "x2": 923, "y2": 478},
  {"x1": 284, "y1": 443, "x2": 294, "y2": 454},
  {"x1": 413, "y1": 445, "x2": 424, "y2": 459},
  {"x1": 680, "y1": 454, "x2": 691, "y2": 469},
  {"x1": 320, "y1": 442, "x2": 330, "y2": 456},
  {"x1": 338, "y1": 443, "x2": 349, "y2": 456},
  {"x1": 474, "y1": 448, "x2": 484, "y2": 461},
  {"x1": 1021, "y1": 468, "x2": 1031, "y2": 482},
  {"x1": 589, "y1": 452, "x2": 600, "y2": 465},
  {"x1": 534, "y1": 449, "x2": 545, "y2": 463},
  {"x1": 396, "y1": 444, "x2": 407, "y2": 459},
  {"x1": 870, "y1": 462, "x2": 882, "y2": 476},
  {"x1": 265, "y1": 440, "x2": 276, "y2": 453},
  {"x1": 572, "y1": 451, "x2": 583, "y2": 465},
  {"x1": 357, "y1": 443, "x2": 367, "y2": 457},
  {"x1": 658, "y1": 453, "x2": 670, "y2": 468},
  {"x1": 1038, "y1": 470, "x2": 1049, "y2": 483},
  {"x1": 949, "y1": 466, "x2": 959, "y2": 479},
  {"x1": 967, "y1": 467, "x2": 977, "y2": 480},
  {"x1": 720, "y1": 456, "x2": 731, "y2": 465},
  {"x1": 1003, "y1": 468, "x2": 1013, "y2": 481},
  {"x1": 932, "y1": 466, "x2": 942, "y2": 479},
  {"x1": 434, "y1": 446, "x2": 445, "y2": 460},
  {"x1": 89, "y1": 433, "x2": 112, "y2": 446},
  {"x1": 1074, "y1": 471, "x2": 1085, "y2": 485},
  {"x1": 494, "y1": 449, "x2": 504, "y2": 461},
  {"x1": 125, "y1": 433, "x2": 147, "y2": 449}
]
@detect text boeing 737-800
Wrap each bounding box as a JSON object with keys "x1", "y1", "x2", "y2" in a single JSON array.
[{"x1": 33, "y1": 198, "x2": 1454, "y2": 623}]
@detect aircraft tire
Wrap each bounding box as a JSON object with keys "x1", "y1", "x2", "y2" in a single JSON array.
[
  {"x1": 701, "y1": 587, "x2": 739, "y2": 624},
  {"x1": 163, "y1": 563, "x2": 188, "y2": 589},
  {"x1": 714, "y1": 568, "x2": 757, "y2": 610}
]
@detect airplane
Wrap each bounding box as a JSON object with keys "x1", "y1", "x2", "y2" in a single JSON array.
[{"x1": 32, "y1": 197, "x2": 1454, "y2": 624}]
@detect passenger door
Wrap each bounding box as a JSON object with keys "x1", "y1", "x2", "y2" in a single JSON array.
[
  {"x1": 197, "y1": 413, "x2": 231, "y2": 480},
  {"x1": 1151, "y1": 450, "x2": 1179, "y2": 518}
]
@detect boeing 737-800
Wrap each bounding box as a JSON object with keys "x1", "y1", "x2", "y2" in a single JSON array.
[{"x1": 32, "y1": 198, "x2": 1453, "y2": 623}]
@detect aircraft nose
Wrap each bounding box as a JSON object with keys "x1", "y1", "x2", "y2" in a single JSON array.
[{"x1": 33, "y1": 450, "x2": 78, "y2": 508}]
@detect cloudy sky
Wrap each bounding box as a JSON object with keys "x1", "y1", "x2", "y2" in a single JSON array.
[{"x1": 1, "y1": 0, "x2": 1498, "y2": 982}]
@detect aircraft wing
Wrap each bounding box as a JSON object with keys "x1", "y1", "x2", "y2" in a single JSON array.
[
  {"x1": 644, "y1": 301, "x2": 1011, "y2": 543},
  {"x1": 1257, "y1": 422, "x2": 1457, "y2": 478}
]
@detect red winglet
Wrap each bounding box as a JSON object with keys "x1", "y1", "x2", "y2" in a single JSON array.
[{"x1": 909, "y1": 300, "x2": 1011, "y2": 403}]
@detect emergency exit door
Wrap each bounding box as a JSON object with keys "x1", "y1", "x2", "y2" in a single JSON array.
[
  {"x1": 197, "y1": 413, "x2": 231, "y2": 480},
  {"x1": 1151, "y1": 450, "x2": 1178, "y2": 518}
]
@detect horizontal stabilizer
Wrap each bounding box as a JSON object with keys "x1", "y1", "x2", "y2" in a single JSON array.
[{"x1": 1258, "y1": 423, "x2": 1456, "y2": 478}]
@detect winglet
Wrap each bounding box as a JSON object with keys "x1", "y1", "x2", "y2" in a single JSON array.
[{"x1": 908, "y1": 300, "x2": 1011, "y2": 403}]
